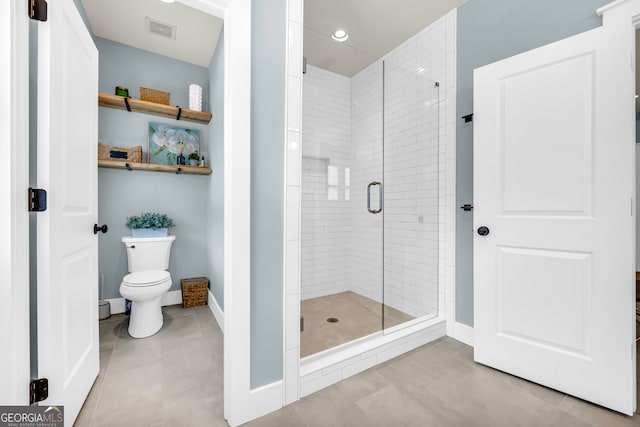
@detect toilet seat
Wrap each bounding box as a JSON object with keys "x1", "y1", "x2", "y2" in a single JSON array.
[{"x1": 122, "y1": 270, "x2": 170, "y2": 287}]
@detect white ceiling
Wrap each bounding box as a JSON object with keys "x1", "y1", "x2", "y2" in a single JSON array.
[
  {"x1": 81, "y1": 0, "x2": 223, "y2": 68},
  {"x1": 304, "y1": 0, "x2": 465, "y2": 77},
  {"x1": 81, "y1": 0, "x2": 462, "y2": 76}
]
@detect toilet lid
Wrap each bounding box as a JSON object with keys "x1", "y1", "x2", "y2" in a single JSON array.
[{"x1": 123, "y1": 270, "x2": 170, "y2": 287}]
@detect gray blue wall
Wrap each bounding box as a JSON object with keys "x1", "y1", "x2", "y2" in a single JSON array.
[
  {"x1": 456, "y1": 0, "x2": 611, "y2": 326},
  {"x1": 207, "y1": 30, "x2": 225, "y2": 309},
  {"x1": 250, "y1": 0, "x2": 286, "y2": 389},
  {"x1": 96, "y1": 37, "x2": 212, "y2": 299}
]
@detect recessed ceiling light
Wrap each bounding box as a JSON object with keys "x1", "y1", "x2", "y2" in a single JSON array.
[
  {"x1": 331, "y1": 29, "x2": 349, "y2": 42},
  {"x1": 160, "y1": 0, "x2": 176, "y2": 3}
]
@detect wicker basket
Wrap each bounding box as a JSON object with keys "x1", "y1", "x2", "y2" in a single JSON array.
[
  {"x1": 98, "y1": 142, "x2": 143, "y2": 163},
  {"x1": 140, "y1": 87, "x2": 170, "y2": 105},
  {"x1": 181, "y1": 277, "x2": 209, "y2": 308}
]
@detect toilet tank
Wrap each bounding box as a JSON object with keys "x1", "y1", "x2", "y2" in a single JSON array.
[{"x1": 121, "y1": 235, "x2": 176, "y2": 273}]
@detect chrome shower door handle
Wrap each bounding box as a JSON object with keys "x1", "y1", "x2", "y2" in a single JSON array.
[{"x1": 367, "y1": 181, "x2": 383, "y2": 214}]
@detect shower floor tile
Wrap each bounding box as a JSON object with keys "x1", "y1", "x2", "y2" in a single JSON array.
[{"x1": 300, "y1": 291, "x2": 414, "y2": 357}]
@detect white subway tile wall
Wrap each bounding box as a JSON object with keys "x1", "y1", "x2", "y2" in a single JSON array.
[
  {"x1": 376, "y1": 16, "x2": 448, "y2": 318},
  {"x1": 383, "y1": 65, "x2": 440, "y2": 318},
  {"x1": 301, "y1": 66, "x2": 352, "y2": 299},
  {"x1": 349, "y1": 61, "x2": 384, "y2": 304}
]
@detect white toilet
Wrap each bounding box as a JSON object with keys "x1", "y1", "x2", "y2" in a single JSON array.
[{"x1": 120, "y1": 235, "x2": 176, "y2": 338}]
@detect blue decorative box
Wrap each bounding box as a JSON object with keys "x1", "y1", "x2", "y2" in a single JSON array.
[{"x1": 131, "y1": 228, "x2": 169, "y2": 238}]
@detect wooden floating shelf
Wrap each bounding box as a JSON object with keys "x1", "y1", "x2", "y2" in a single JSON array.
[
  {"x1": 98, "y1": 160, "x2": 212, "y2": 176},
  {"x1": 98, "y1": 92, "x2": 212, "y2": 124}
]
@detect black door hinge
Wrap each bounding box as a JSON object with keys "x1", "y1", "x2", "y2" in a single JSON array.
[
  {"x1": 28, "y1": 0, "x2": 47, "y2": 22},
  {"x1": 300, "y1": 316, "x2": 304, "y2": 332},
  {"x1": 28, "y1": 188, "x2": 47, "y2": 212},
  {"x1": 30, "y1": 378, "x2": 48, "y2": 404}
]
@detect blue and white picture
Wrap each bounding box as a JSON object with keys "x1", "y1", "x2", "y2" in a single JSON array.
[{"x1": 148, "y1": 122, "x2": 199, "y2": 166}]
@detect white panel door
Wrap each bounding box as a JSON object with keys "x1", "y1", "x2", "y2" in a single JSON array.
[
  {"x1": 474, "y1": 26, "x2": 635, "y2": 415},
  {"x1": 37, "y1": 0, "x2": 99, "y2": 425}
]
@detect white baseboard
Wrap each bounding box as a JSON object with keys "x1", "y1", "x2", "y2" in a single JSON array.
[
  {"x1": 208, "y1": 289, "x2": 225, "y2": 332},
  {"x1": 105, "y1": 297, "x2": 126, "y2": 314},
  {"x1": 105, "y1": 290, "x2": 183, "y2": 314},
  {"x1": 453, "y1": 321, "x2": 474, "y2": 347},
  {"x1": 162, "y1": 290, "x2": 183, "y2": 306},
  {"x1": 106, "y1": 290, "x2": 225, "y2": 333}
]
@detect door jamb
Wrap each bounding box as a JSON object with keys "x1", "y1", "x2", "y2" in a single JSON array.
[
  {"x1": 179, "y1": 0, "x2": 257, "y2": 425},
  {"x1": 596, "y1": 0, "x2": 640, "y2": 412},
  {"x1": 1, "y1": 0, "x2": 31, "y2": 405}
]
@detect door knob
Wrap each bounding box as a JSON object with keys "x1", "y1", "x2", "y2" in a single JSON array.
[
  {"x1": 477, "y1": 226, "x2": 490, "y2": 236},
  {"x1": 93, "y1": 224, "x2": 108, "y2": 234}
]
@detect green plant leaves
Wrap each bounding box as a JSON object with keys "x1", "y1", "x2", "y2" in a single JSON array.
[{"x1": 126, "y1": 212, "x2": 175, "y2": 229}]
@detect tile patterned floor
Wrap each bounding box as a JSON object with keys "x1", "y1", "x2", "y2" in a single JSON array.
[
  {"x1": 78, "y1": 304, "x2": 640, "y2": 427},
  {"x1": 245, "y1": 338, "x2": 640, "y2": 427},
  {"x1": 300, "y1": 291, "x2": 414, "y2": 357},
  {"x1": 75, "y1": 304, "x2": 225, "y2": 427}
]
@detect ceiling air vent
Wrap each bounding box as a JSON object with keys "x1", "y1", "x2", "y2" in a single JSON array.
[{"x1": 145, "y1": 17, "x2": 177, "y2": 40}]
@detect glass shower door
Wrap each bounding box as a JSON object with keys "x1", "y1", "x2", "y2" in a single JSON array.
[{"x1": 382, "y1": 61, "x2": 440, "y2": 331}]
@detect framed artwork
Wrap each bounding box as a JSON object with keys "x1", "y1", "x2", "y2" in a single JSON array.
[{"x1": 148, "y1": 122, "x2": 199, "y2": 166}]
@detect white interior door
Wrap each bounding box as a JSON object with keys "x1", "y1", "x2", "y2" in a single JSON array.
[
  {"x1": 37, "y1": 0, "x2": 99, "y2": 424},
  {"x1": 474, "y1": 25, "x2": 635, "y2": 415}
]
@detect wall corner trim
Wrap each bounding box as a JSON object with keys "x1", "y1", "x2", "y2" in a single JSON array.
[
  {"x1": 208, "y1": 289, "x2": 225, "y2": 331},
  {"x1": 596, "y1": 0, "x2": 628, "y2": 16},
  {"x1": 451, "y1": 322, "x2": 474, "y2": 347}
]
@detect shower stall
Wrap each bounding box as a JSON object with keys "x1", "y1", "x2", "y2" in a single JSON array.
[{"x1": 300, "y1": 60, "x2": 441, "y2": 357}]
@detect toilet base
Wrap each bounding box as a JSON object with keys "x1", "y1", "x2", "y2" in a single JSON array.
[{"x1": 128, "y1": 296, "x2": 164, "y2": 338}]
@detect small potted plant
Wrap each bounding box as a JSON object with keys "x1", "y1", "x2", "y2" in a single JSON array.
[
  {"x1": 126, "y1": 212, "x2": 175, "y2": 237},
  {"x1": 188, "y1": 152, "x2": 200, "y2": 166}
]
